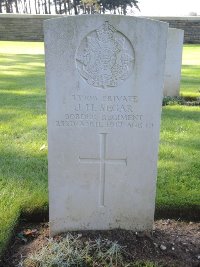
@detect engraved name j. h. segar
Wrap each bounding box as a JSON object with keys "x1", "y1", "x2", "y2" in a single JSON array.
[{"x1": 76, "y1": 21, "x2": 135, "y2": 89}]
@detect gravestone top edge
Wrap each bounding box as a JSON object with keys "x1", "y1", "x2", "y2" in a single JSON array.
[
  {"x1": 169, "y1": 27, "x2": 184, "y2": 33},
  {"x1": 43, "y1": 14, "x2": 169, "y2": 28}
]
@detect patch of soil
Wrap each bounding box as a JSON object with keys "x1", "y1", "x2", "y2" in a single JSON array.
[{"x1": 2, "y1": 219, "x2": 200, "y2": 267}]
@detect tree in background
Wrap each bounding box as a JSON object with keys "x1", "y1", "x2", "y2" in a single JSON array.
[
  {"x1": 0, "y1": 0, "x2": 140, "y2": 14},
  {"x1": 99, "y1": 0, "x2": 140, "y2": 15},
  {"x1": 80, "y1": 0, "x2": 100, "y2": 14},
  {"x1": 1, "y1": 0, "x2": 13, "y2": 13}
]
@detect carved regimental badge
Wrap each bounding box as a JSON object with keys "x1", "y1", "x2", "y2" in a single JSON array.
[{"x1": 76, "y1": 21, "x2": 135, "y2": 88}]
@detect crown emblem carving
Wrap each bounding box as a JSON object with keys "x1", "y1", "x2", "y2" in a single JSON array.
[{"x1": 76, "y1": 21, "x2": 134, "y2": 88}]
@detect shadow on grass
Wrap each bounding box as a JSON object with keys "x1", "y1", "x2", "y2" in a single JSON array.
[
  {"x1": 161, "y1": 106, "x2": 200, "y2": 122},
  {"x1": 21, "y1": 204, "x2": 200, "y2": 224},
  {"x1": 181, "y1": 77, "x2": 200, "y2": 86},
  {"x1": 0, "y1": 149, "x2": 48, "y2": 184},
  {"x1": 181, "y1": 65, "x2": 200, "y2": 85},
  {"x1": 0, "y1": 54, "x2": 45, "y2": 90},
  {"x1": 160, "y1": 136, "x2": 200, "y2": 153},
  {"x1": 0, "y1": 54, "x2": 44, "y2": 64},
  {"x1": 0, "y1": 90, "x2": 46, "y2": 116},
  {"x1": 0, "y1": 149, "x2": 48, "y2": 257},
  {"x1": 155, "y1": 206, "x2": 200, "y2": 221}
]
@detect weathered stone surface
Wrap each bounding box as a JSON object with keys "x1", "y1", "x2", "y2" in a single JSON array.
[
  {"x1": 44, "y1": 15, "x2": 168, "y2": 235},
  {"x1": 164, "y1": 28, "x2": 184, "y2": 97}
]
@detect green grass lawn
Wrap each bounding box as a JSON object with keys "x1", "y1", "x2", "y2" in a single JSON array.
[
  {"x1": 181, "y1": 44, "x2": 200, "y2": 97},
  {"x1": 157, "y1": 106, "x2": 200, "y2": 207},
  {"x1": 0, "y1": 41, "x2": 47, "y2": 257},
  {"x1": 0, "y1": 41, "x2": 200, "y2": 258}
]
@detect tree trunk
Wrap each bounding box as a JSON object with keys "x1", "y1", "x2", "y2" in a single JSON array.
[
  {"x1": 23, "y1": 0, "x2": 28, "y2": 13},
  {"x1": 73, "y1": 0, "x2": 78, "y2": 15},
  {"x1": 44, "y1": 0, "x2": 48, "y2": 13},
  {"x1": 63, "y1": 0, "x2": 67, "y2": 14},
  {"x1": 5, "y1": 0, "x2": 11, "y2": 13},
  {"x1": 41, "y1": 0, "x2": 44, "y2": 13},
  {"x1": 123, "y1": 4, "x2": 127, "y2": 15},
  {"x1": 14, "y1": 0, "x2": 19, "y2": 12},
  {"x1": 67, "y1": 0, "x2": 70, "y2": 14},
  {"x1": 37, "y1": 0, "x2": 41, "y2": 13},
  {"x1": 48, "y1": 0, "x2": 51, "y2": 13},
  {"x1": 28, "y1": 0, "x2": 31, "y2": 13},
  {"x1": 59, "y1": 0, "x2": 62, "y2": 14},
  {"x1": 82, "y1": 3, "x2": 85, "y2": 14},
  {"x1": 54, "y1": 0, "x2": 58, "y2": 14},
  {"x1": 34, "y1": 0, "x2": 38, "y2": 13}
]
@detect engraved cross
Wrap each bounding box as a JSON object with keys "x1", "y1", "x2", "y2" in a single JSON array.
[{"x1": 79, "y1": 133, "x2": 127, "y2": 207}]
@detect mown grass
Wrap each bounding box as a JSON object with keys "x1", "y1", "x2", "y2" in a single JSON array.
[
  {"x1": 157, "y1": 105, "x2": 200, "y2": 209},
  {"x1": 157, "y1": 44, "x2": 200, "y2": 218},
  {"x1": 0, "y1": 42, "x2": 200, "y2": 261},
  {"x1": 0, "y1": 41, "x2": 47, "y2": 257},
  {"x1": 181, "y1": 44, "x2": 200, "y2": 97}
]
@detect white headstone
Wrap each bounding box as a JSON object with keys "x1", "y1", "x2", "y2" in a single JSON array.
[
  {"x1": 164, "y1": 28, "x2": 184, "y2": 97},
  {"x1": 44, "y1": 15, "x2": 168, "y2": 235}
]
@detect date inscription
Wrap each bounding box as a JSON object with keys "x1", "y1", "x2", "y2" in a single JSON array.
[{"x1": 55, "y1": 94, "x2": 153, "y2": 129}]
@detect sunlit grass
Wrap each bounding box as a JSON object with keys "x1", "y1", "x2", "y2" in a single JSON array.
[
  {"x1": 0, "y1": 43, "x2": 47, "y2": 256},
  {"x1": 182, "y1": 44, "x2": 200, "y2": 65},
  {"x1": 0, "y1": 41, "x2": 44, "y2": 54},
  {"x1": 0, "y1": 42, "x2": 199, "y2": 258},
  {"x1": 157, "y1": 105, "x2": 200, "y2": 208},
  {"x1": 0, "y1": 54, "x2": 44, "y2": 91},
  {"x1": 181, "y1": 65, "x2": 200, "y2": 97},
  {"x1": 181, "y1": 44, "x2": 200, "y2": 97}
]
